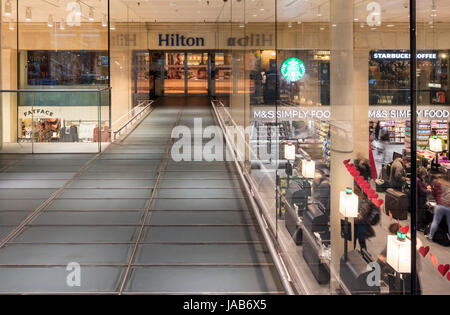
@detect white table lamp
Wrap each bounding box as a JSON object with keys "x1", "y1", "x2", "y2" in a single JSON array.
[{"x1": 387, "y1": 231, "x2": 411, "y2": 274}]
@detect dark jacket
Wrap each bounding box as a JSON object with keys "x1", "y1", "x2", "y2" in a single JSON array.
[
  {"x1": 390, "y1": 158, "x2": 407, "y2": 190},
  {"x1": 60, "y1": 126, "x2": 78, "y2": 142},
  {"x1": 355, "y1": 158, "x2": 371, "y2": 181},
  {"x1": 417, "y1": 177, "x2": 428, "y2": 207}
]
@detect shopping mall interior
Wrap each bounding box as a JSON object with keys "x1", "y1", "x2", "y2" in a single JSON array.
[{"x1": 0, "y1": 0, "x2": 449, "y2": 295}]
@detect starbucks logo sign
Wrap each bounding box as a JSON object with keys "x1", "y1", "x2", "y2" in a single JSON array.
[{"x1": 281, "y1": 58, "x2": 306, "y2": 82}]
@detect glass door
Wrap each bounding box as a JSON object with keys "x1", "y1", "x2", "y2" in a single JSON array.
[
  {"x1": 164, "y1": 52, "x2": 186, "y2": 95},
  {"x1": 187, "y1": 52, "x2": 209, "y2": 94},
  {"x1": 214, "y1": 52, "x2": 232, "y2": 95}
]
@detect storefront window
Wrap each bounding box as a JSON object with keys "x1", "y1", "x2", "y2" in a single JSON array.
[
  {"x1": 370, "y1": 50, "x2": 449, "y2": 105},
  {"x1": 0, "y1": 0, "x2": 110, "y2": 153},
  {"x1": 26, "y1": 50, "x2": 109, "y2": 86}
]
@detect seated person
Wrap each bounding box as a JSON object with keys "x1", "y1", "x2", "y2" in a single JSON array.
[{"x1": 389, "y1": 154, "x2": 409, "y2": 191}]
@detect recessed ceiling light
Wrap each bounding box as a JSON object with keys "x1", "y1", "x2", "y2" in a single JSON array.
[
  {"x1": 48, "y1": 15, "x2": 53, "y2": 27},
  {"x1": 4, "y1": 0, "x2": 12, "y2": 17},
  {"x1": 387, "y1": 24, "x2": 395, "y2": 27},
  {"x1": 76, "y1": 1, "x2": 82, "y2": 16},
  {"x1": 89, "y1": 7, "x2": 95, "y2": 21},
  {"x1": 25, "y1": 7, "x2": 32, "y2": 22}
]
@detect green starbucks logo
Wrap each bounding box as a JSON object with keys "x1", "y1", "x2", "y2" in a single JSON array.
[{"x1": 281, "y1": 58, "x2": 306, "y2": 82}]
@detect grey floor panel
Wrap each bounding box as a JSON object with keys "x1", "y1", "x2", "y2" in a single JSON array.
[
  {"x1": 159, "y1": 179, "x2": 241, "y2": 189},
  {"x1": 109, "y1": 145, "x2": 168, "y2": 151},
  {"x1": 32, "y1": 211, "x2": 144, "y2": 225},
  {"x1": 59, "y1": 188, "x2": 151, "y2": 199},
  {"x1": 68, "y1": 179, "x2": 155, "y2": 189},
  {"x1": 148, "y1": 211, "x2": 254, "y2": 225},
  {"x1": 151, "y1": 198, "x2": 248, "y2": 210},
  {"x1": 0, "y1": 172, "x2": 75, "y2": 180},
  {"x1": 165, "y1": 164, "x2": 233, "y2": 172},
  {"x1": 0, "y1": 267, "x2": 123, "y2": 293},
  {"x1": 156, "y1": 189, "x2": 245, "y2": 199},
  {"x1": 78, "y1": 172, "x2": 156, "y2": 180},
  {"x1": 0, "y1": 189, "x2": 55, "y2": 199},
  {"x1": 0, "y1": 227, "x2": 13, "y2": 240},
  {"x1": 0, "y1": 244, "x2": 132, "y2": 265},
  {"x1": 0, "y1": 162, "x2": 18, "y2": 170},
  {"x1": 0, "y1": 199, "x2": 45, "y2": 211},
  {"x1": 5, "y1": 165, "x2": 83, "y2": 172},
  {"x1": 144, "y1": 226, "x2": 261, "y2": 242},
  {"x1": 0, "y1": 212, "x2": 31, "y2": 225},
  {"x1": 0, "y1": 180, "x2": 67, "y2": 189},
  {"x1": 99, "y1": 153, "x2": 165, "y2": 159},
  {"x1": 106, "y1": 149, "x2": 167, "y2": 154},
  {"x1": 135, "y1": 244, "x2": 270, "y2": 264},
  {"x1": 125, "y1": 266, "x2": 283, "y2": 293},
  {"x1": 87, "y1": 165, "x2": 160, "y2": 172},
  {"x1": 90, "y1": 160, "x2": 162, "y2": 166},
  {"x1": 0, "y1": 154, "x2": 93, "y2": 160},
  {"x1": 14, "y1": 159, "x2": 89, "y2": 166},
  {"x1": 46, "y1": 199, "x2": 148, "y2": 211},
  {"x1": 163, "y1": 171, "x2": 239, "y2": 180},
  {"x1": 14, "y1": 226, "x2": 138, "y2": 243}
]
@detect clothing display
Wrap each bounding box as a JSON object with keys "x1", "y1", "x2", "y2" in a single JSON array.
[
  {"x1": 60, "y1": 125, "x2": 79, "y2": 142},
  {"x1": 93, "y1": 125, "x2": 110, "y2": 142},
  {"x1": 37, "y1": 118, "x2": 61, "y2": 142},
  {"x1": 79, "y1": 122, "x2": 97, "y2": 141}
]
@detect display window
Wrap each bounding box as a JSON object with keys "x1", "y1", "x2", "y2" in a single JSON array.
[
  {"x1": 370, "y1": 50, "x2": 449, "y2": 105},
  {"x1": 17, "y1": 106, "x2": 109, "y2": 144},
  {"x1": 25, "y1": 50, "x2": 109, "y2": 86}
]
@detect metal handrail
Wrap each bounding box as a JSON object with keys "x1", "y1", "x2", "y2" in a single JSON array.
[
  {"x1": 210, "y1": 98, "x2": 295, "y2": 295},
  {"x1": 112, "y1": 100, "x2": 154, "y2": 141}
]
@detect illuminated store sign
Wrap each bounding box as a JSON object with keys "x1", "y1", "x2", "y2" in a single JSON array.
[
  {"x1": 227, "y1": 34, "x2": 273, "y2": 47},
  {"x1": 281, "y1": 58, "x2": 306, "y2": 83},
  {"x1": 111, "y1": 33, "x2": 137, "y2": 47},
  {"x1": 371, "y1": 51, "x2": 437, "y2": 60},
  {"x1": 252, "y1": 106, "x2": 450, "y2": 121},
  {"x1": 159, "y1": 34, "x2": 205, "y2": 47}
]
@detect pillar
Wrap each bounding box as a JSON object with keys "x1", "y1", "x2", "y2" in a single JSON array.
[{"x1": 329, "y1": 0, "x2": 369, "y2": 293}]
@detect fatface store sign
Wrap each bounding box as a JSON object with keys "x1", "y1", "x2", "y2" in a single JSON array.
[
  {"x1": 252, "y1": 106, "x2": 450, "y2": 121},
  {"x1": 23, "y1": 108, "x2": 55, "y2": 118}
]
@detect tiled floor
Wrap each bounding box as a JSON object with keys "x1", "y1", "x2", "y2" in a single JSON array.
[{"x1": 0, "y1": 97, "x2": 284, "y2": 294}]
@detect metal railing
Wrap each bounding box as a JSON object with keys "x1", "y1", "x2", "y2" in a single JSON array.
[
  {"x1": 210, "y1": 98, "x2": 295, "y2": 295},
  {"x1": 112, "y1": 100, "x2": 154, "y2": 141}
]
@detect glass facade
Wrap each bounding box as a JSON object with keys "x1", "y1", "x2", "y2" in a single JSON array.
[{"x1": 0, "y1": 0, "x2": 449, "y2": 295}]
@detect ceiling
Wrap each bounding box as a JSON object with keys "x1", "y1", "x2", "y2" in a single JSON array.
[{"x1": 2, "y1": 0, "x2": 450, "y2": 24}]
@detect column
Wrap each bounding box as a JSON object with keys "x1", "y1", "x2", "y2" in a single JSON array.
[
  {"x1": 329, "y1": 0, "x2": 369, "y2": 292},
  {"x1": 0, "y1": 2, "x2": 3, "y2": 150}
]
